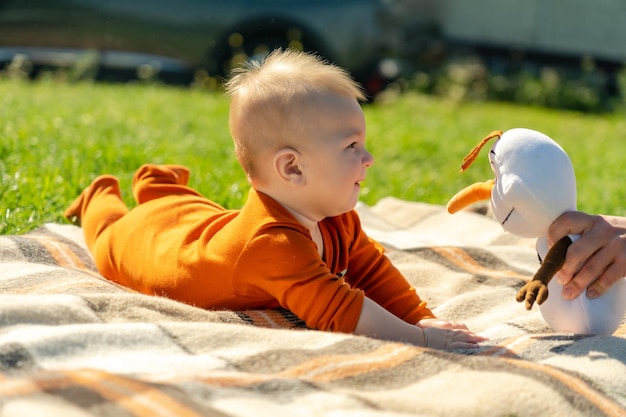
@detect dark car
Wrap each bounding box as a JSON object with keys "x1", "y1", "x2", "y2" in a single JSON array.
[{"x1": 0, "y1": 0, "x2": 416, "y2": 94}]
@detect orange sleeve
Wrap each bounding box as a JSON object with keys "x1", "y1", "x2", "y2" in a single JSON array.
[
  {"x1": 337, "y1": 212, "x2": 436, "y2": 324},
  {"x1": 231, "y1": 224, "x2": 365, "y2": 333}
]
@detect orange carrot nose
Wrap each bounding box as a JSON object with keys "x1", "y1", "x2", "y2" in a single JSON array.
[{"x1": 446, "y1": 180, "x2": 495, "y2": 214}]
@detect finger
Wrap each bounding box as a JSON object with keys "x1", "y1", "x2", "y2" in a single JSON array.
[
  {"x1": 555, "y1": 269, "x2": 575, "y2": 287},
  {"x1": 562, "y1": 249, "x2": 612, "y2": 299},
  {"x1": 562, "y1": 278, "x2": 585, "y2": 300},
  {"x1": 586, "y1": 262, "x2": 625, "y2": 298},
  {"x1": 555, "y1": 271, "x2": 568, "y2": 286},
  {"x1": 548, "y1": 213, "x2": 603, "y2": 279},
  {"x1": 558, "y1": 240, "x2": 600, "y2": 283},
  {"x1": 585, "y1": 235, "x2": 626, "y2": 298},
  {"x1": 452, "y1": 331, "x2": 488, "y2": 342},
  {"x1": 547, "y1": 211, "x2": 592, "y2": 246},
  {"x1": 448, "y1": 341, "x2": 482, "y2": 350}
]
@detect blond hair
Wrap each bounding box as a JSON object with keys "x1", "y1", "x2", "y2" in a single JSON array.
[{"x1": 224, "y1": 49, "x2": 366, "y2": 179}]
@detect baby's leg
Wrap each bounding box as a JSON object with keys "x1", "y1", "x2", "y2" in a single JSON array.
[
  {"x1": 132, "y1": 164, "x2": 203, "y2": 204},
  {"x1": 64, "y1": 176, "x2": 128, "y2": 252}
]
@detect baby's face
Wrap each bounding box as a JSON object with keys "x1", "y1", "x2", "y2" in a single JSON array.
[{"x1": 294, "y1": 93, "x2": 374, "y2": 218}]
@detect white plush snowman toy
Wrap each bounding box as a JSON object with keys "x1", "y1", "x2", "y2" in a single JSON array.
[{"x1": 447, "y1": 128, "x2": 626, "y2": 335}]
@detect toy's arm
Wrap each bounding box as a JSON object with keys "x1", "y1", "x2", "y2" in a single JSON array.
[{"x1": 516, "y1": 236, "x2": 573, "y2": 310}]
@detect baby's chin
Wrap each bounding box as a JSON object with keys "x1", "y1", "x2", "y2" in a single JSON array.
[{"x1": 328, "y1": 199, "x2": 359, "y2": 218}]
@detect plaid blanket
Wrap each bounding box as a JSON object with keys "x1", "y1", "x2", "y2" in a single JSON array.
[{"x1": 0, "y1": 197, "x2": 624, "y2": 416}]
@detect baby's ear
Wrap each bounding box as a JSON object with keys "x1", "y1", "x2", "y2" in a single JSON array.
[{"x1": 274, "y1": 148, "x2": 304, "y2": 186}]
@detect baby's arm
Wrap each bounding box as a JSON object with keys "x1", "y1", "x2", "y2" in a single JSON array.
[
  {"x1": 354, "y1": 297, "x2": 486, "y2": 350},
  {"x1": 416, "y1": 318, "x2": 470, "y2": 331}
]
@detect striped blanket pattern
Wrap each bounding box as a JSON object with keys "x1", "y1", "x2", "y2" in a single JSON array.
[{"x1": 0, "y1": 197, "x2": 624, "y2": 417}]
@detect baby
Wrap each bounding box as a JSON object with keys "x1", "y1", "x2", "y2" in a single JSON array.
[{"x1": 65, "y1": 49, "x2": 485, "y2": 350}]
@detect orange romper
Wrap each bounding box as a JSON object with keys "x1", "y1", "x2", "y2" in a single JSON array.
[{"x1": 68, "y1": 164, "x2": 435, "y2": 333}]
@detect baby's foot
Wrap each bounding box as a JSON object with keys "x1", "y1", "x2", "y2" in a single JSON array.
[
  {"x1": 64, "y1": 175, "x2": 120, "y2": 226},
  {"x1": 167, "y1": 165, "x2": 191, "y2": 185}
]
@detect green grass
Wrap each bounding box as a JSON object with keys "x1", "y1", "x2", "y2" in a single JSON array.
[{"x1": 2, "y1": 79, "x2": 626, "y2": 235}]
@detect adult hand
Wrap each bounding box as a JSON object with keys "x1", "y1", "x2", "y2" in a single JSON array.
[{"x1": 548, "y1": 211, "x2": 626, "y2": 299}]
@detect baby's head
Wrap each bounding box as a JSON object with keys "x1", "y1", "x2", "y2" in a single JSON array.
[{"x1": 224, "y1": 49, "x2": 366, "y2": 185}]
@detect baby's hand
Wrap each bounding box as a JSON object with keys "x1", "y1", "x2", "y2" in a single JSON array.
[{"x1": 417, "y1": 319, "x2": 487, "y2": 350}]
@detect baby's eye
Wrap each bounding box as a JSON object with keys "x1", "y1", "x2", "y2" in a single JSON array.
[{"x1": 347, "y1": 142, "x2": 357, "y2": 149}]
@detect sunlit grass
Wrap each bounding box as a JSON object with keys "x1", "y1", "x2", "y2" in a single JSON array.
[
  {"x1": 1, "y1": 80, "x2": 625, "y2": 234},
  {"x1": 364, "y1": 92, "x2": 626, "y2": 216}
]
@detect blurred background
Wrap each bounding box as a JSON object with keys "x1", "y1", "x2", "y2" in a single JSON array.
[{"x1": 1, "y1": 0, "x2": 625, "y2": 112}]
